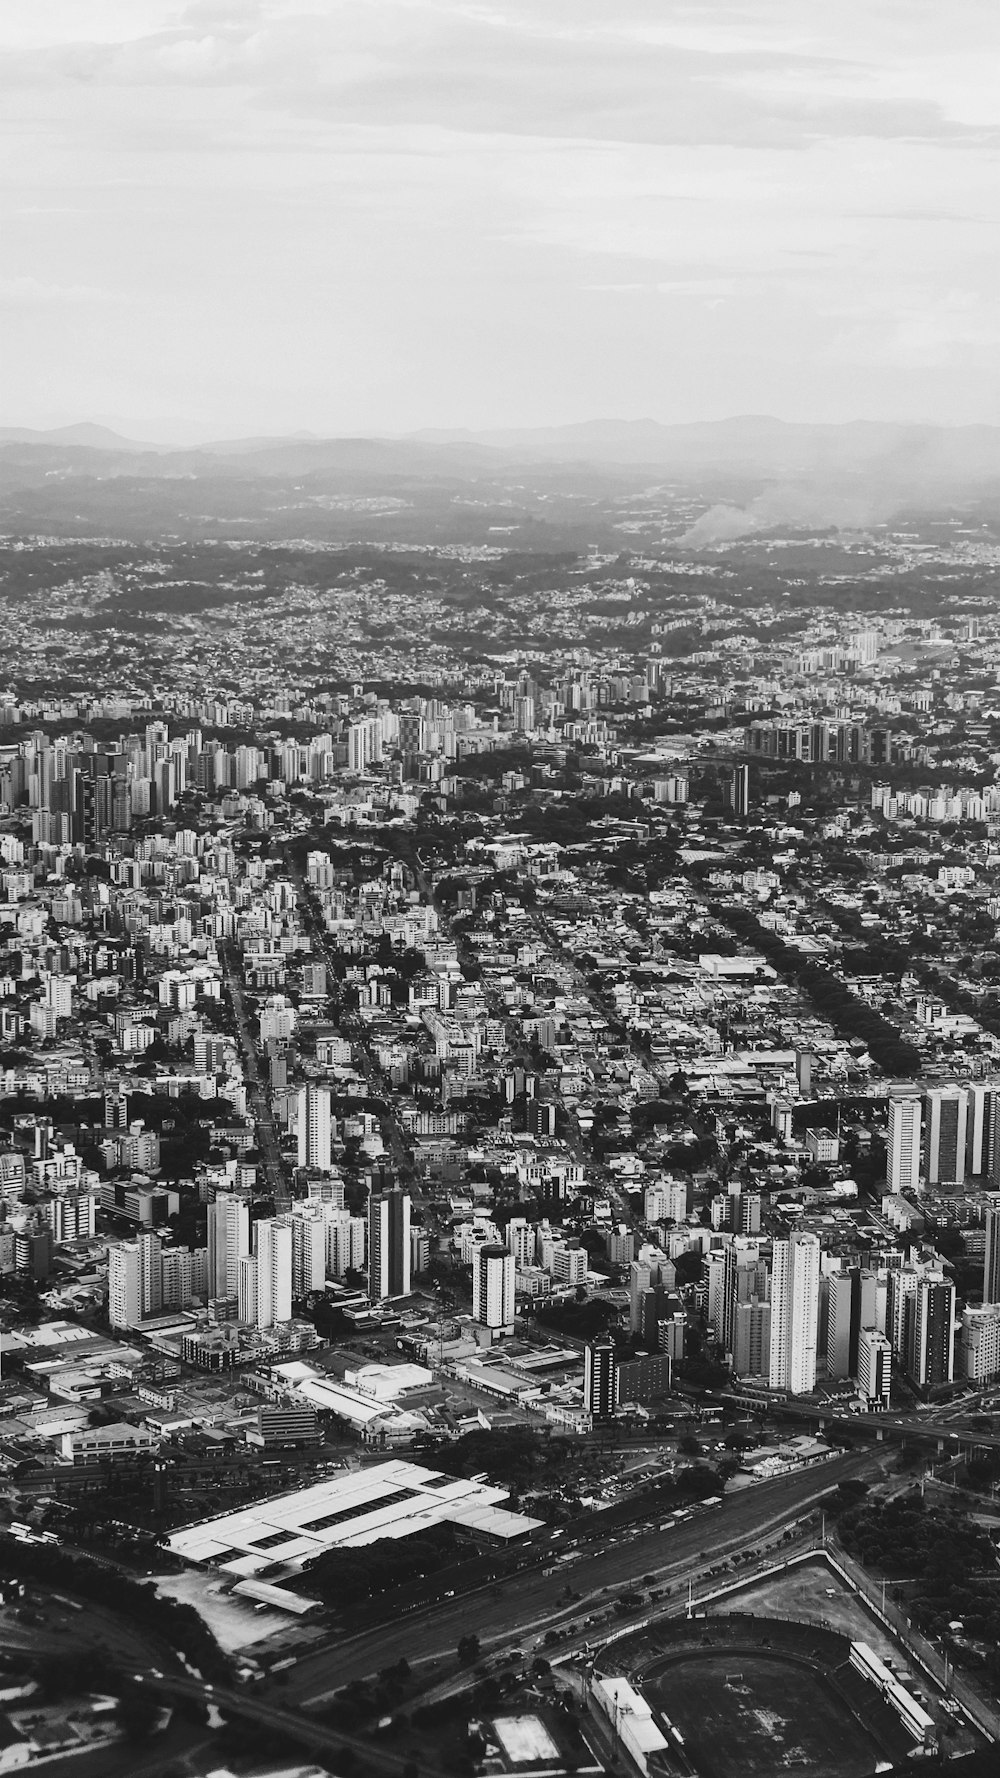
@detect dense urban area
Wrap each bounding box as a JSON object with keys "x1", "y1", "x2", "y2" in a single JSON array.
[{"x1": 3, "y1": 458, "x2": 1000, "y2": 1778}]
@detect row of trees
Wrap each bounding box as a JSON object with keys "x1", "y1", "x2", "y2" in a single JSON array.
[{"x1": 719, "y1": 905, "x2": 921, "y2": 1074}]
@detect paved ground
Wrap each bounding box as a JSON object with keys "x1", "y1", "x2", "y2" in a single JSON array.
[{"x1": 712, "y1": 1554, "x2": 901, "y2": 1665}]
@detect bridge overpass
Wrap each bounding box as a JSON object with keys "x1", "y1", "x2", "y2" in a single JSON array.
[{"x1": 726, "y1": 1389, "x2": 1000, "y2": 1456}]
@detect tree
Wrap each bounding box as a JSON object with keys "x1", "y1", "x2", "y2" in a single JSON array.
[
  {"x1": 115, "y1": 1686, "x2": 161, "y2": 1742},
  {"x1": 457, "y1": 1633, "x2": 480, "y2": 1666}
]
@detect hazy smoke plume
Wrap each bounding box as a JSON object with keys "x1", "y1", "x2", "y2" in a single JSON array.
[{"x1": 679, "y1": 480, "x2": 912, "y2": 547}]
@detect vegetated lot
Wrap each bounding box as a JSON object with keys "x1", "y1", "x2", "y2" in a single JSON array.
[{"x1": 644, "y1": 1655, "x2": 880, "y2": 1778}]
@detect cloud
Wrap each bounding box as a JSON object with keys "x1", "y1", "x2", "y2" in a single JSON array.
[
  {"x1": 0, "y1": 3, "x2": 994, "y2": 153},
  {"x1": 0, "y1": 274, "x2": 122, "y2": 305},
  {"x1": 0, "y1": 1, "x2": 997, "y2": 433}
]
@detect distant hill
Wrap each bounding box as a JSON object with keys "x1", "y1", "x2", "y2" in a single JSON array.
[
  {"x1": 2, "y1": 415, "x2": 1000, "y2": 482},
  {"x1": 410, "y1": 415, "x2": 1000, "y2": 480},
  {"x1": 0, "y1": 415, "x2": 998, "y2": 544},
  {"x1": 0, "y1": 423, "x2": 154, "y2": 451}
]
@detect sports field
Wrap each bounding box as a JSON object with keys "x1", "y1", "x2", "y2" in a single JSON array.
[{"x1": 646, "y1": 1653, "x2": 881, "y2": 1778}]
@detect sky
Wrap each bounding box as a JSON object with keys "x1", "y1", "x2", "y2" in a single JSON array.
[{"x1": 1, "y1": 0, "x2": 998, "y2": 440}]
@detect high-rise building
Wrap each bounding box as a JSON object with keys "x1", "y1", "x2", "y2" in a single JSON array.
[
  {"x1": 986, "y1": 1090, "x2": 1000, "y2": 1187},
  {"x1": 506, "y1": 1217, "x2": 535, "y2": 1266},
  {"x1": 965, "y1": 1084, "x2": 991, "y2": 1179},
  {"x1": 325, "y1": 1209, "x2": 366, "y2": 1277},
  {"x1": 730, "y1": 1190, "x2": 762, "y2": 1237},
  {"x1": 733, "y1": 1296, "x2": 771, "y2": 1379},
  {"x1": 721, "y1": 1238, "x2": 760, "y2": 1353},
  {"x1": 109, "y1": 1230, "x2": 162, "y2": 1330},
  {"x1": 826, "y1": 1270, "x2": 855, "y2": 1380},
  {"x1": 629, "y1": 1245, "x2": 673, "y2": 1334},
  {"x1": 109, "y1": 1241, "x2": 142, "y2": 1331},
  {"x1": 297, "y1": 1084, "x2": 332, "y2": 1173},
  {"x1": 368, "y1": 1187, "x2": 411, "y2": 1300},
  {"x1": 644, "y1": 1181, "x2": 687, "y2": 1225},
  {"x1": 887, "y1": 1088, "x2": 922, "y2": 1195},
  {"x1": 584, "y1": 1336, "x2": 618, "y2": 1421},
  {"x1": 984, "y1": 1193, "x2": 1000, "y2": 1307},
  {"x1": 606, "y1": 1224, "x2": 636, "y2": 1266},
  {"x1": 637, "y1": 1284, "x2": 671, "y2": 1349},
  {"x1": 796, "y1": 1048, "x2": 813, "y2": 1096},
  {"x1": 925, "y1": 1086, "x2": 967, "y2": 1188},
  {"x1": 857, "y1": 1329, "x2": 892, "y2": 1409},
  {"x1": 827, "y1": 1268, "x2": 883, "y2": 1380},
  {"x1": 239, "y1": 1217, "x2": 292, "y2": 1330},
  {"x1": 959, "y1": 1305, "x2": 1000, "y2": 1383},
  {"x1": 731, "y1": 765, "x2": 750, "y2": 818},
  {"x1": 657, "y1": 1299, "x2": 686, "y2": 1365},
  {"x1": 887, "y1": 1264, "x2": 921, "y2": 1361},
  {"x1": 207, "y1": 1191, "x2": 250, "y2": 1299},
  {"x1": 472, "y1": 1244, "x2": 515, "y2": 1330},
  {"x1": 768, "y1": 1232, "x2": 820, "y2": 1395},
  {"x1": 908, "y1": 1276, "x2": 955, "y2": 1390},
  {"x1": 290, "y1": 1210, "x2": 327, "y2": 1298}
]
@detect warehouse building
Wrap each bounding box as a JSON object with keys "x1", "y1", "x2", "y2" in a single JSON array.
[{"x1": 164, "y1": 1457, "x2": 543, "y2": 1579}]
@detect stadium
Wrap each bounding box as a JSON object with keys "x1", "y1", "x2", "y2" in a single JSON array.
[{"x1": 590, "y1": 1614, "x2": 934, "y2": 1778}]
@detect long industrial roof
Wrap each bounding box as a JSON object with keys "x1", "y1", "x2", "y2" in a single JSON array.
[{"x1": 164, "y1": 1457, "x2": 542, "y2": 1574}]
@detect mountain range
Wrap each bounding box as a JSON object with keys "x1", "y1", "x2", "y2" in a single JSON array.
[
  {"x1": 3, "y1": 415, "x2": 1000, "y2": 481},
  {"x1": 1, "y1": 416, "x2": 998, "y2": 547}
]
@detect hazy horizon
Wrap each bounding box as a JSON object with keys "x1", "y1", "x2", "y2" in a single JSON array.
[
  {"x1": 12, "y1": 411, "x2": 1000, "y2": 453},
  {"x1": 3, "y1": 2, "x2": 998, "y2": 440}
]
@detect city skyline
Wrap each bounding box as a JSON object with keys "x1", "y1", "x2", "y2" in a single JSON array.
[{"x1": 3, "y1": 6, "x2": 1000, "y2": 1768}]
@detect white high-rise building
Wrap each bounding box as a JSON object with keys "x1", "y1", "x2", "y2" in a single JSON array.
[
  {"x1": 644, "y1": 1181, "x2": 688, "y2": 1225},
  {"x1": 965, "y1": 1084, "x2": 992, "y2": 1178},
  {"x1": 768, "y1": 1232, "x2": 820, "y2": 1395},
  {"x1": 326, "y1": 1209, "x2": 366, "y2": 1277},
  {"x1": 858, "y1": 1329, "x2": 892, "y2": 1408},
  {"x1": 290, "y1": 1209, "x2": 327, "y2": 1297},
  {"x1": 109, "y1": 1230, "x2": 162, "y2": 1330},
  {"x1": 472, "y1": 1244, "x2": 515, "y2": 1330},
  {"x1": 887, "y1": 1089, "x2": 922, "y2": 1195},
  {"x1": 297, "y1": 1085, "x2": 332, "y2": 1173},
  {"x1": 960, "y1": 1305, "x2": 1000, "y2": 1383},
  {"x1": 207, "y1": 1191, "x2": 250, "y2": 1299},
  {"x1": 161, "y1": 1246, "x2": 194, "y2": 1311},
  {"x1": 109, "y1": 1242, "x2": 142, "y2": 1330},
  {"x1": 239, "y1": 1217, "x2": 292, "y2": 1330},
  {"x1": 506, "y1": 1217, "x2": 535, "y2": 1266}
]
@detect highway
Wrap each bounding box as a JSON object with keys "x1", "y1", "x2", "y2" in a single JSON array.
[{"x1": 728, "y1": 1389, "x2": 1000, "y2": 1456}]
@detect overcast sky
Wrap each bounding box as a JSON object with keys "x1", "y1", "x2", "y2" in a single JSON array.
[{"x1": 2, "y1": 0, "x2": 998, "y2": 440}]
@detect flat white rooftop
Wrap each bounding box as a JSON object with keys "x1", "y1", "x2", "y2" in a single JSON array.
[{"x1": 164, "y1": 1457, "x2": 543, "y2": 1576}]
